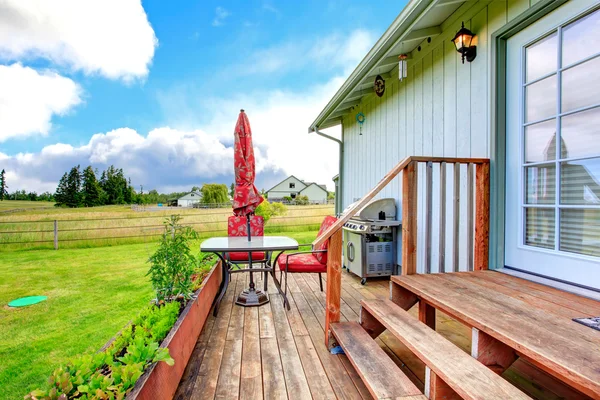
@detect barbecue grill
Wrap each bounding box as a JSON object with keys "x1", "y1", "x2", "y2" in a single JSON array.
[{"x1": 342, "y1": 198, "x2": 401, "y2": 284}]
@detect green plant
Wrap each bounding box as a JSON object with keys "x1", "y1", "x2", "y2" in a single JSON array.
[
  {"x1": 255, "y1": 199, "x2": 287, "y2": 223},
  {"x1": 294, "y1": 195, "x2": 309, "y2": 205},
  {"x1": 147, "y1": 215, "x2": 199, "y2": 303}
]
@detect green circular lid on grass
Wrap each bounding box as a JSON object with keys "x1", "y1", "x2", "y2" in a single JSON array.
[{"x1": 8, "y1": 296, "x2": 47, "y2": 308}]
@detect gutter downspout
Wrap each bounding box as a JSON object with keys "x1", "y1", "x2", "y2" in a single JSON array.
[{"x1": 314, "y1": 127, "x2": 343, "y2": 216}]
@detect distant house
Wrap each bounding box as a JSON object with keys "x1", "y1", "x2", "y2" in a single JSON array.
[
  {"x1": 174, "y1": 191, "x2": 202, "y2": 207},
  {"x1": 266, "y1": 175, "x2": 328, "y2": 203}
]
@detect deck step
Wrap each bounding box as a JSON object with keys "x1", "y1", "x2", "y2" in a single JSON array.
[
  {"x1": 361, "y1": 299, "x2": 531, "y2": 400},
  {"x1": 330, "y1": 322, "x2": 426, "y2": 400}
]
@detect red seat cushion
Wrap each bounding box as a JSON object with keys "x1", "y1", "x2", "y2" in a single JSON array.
[
  {"x1": 314, "y1": 215, "x2": 338, "y2": 264},
  {"x1": 277, "y1": 253, "x2": 326, "y2": 273},
  {"x1": 229, "y1": 251, "x2": 266, "y2": 262}
]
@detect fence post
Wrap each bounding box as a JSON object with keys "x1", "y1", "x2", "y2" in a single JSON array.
[{"x1": 53, "y1": 220, "x2": 58, "y2": 250}]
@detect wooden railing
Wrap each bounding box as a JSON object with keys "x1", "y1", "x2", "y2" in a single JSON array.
[{"x1": 314, "y1": 156, "x2": 490, "y2": 347}]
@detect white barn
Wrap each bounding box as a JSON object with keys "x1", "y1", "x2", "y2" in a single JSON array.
[
  {"x1": 310, "y1": 0, "x2": 600, "y2": 292},
  {"x1": 266, "y1": 175, "x2": 329, "y2": 203},
  {"x1": 176, "y1": 191, "x2": 202, "y2": 207}
]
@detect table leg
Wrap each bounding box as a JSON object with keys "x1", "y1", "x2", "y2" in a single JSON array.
[
  {"x1": 269, "y1": 251, "x2": 290, "y2": 310},
  {"x1": 213, "y1": 252, "x2": 230, "y2": 317}
]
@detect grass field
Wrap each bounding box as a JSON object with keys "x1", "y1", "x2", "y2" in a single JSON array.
[
  {"x1": 0, "y1": 230, "x2": 320, "y2": 399},
  {"x1": 0, "y1": 202, "x2": 334, "y2": 250},
  {"x1": 0, "y1": 200, "x2": 55, "y2": 211}
]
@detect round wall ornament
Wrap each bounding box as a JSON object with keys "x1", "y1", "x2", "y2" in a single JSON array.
[
  {"x1": 374, "y1": 74, "x2": 385, "y2": 97},
  {"x1": 356, "y1": 112, "x2": 366, "y2": 135}
]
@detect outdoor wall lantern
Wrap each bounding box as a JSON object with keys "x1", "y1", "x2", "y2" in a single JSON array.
[{"x1": 451, "y1": 22, "x2": 476, "y2": 63}]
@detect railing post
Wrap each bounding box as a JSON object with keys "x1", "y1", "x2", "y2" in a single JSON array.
[
  {"x1": 53, "y1": 220, "x2": 58, "y2": 250},
  {"x1": 474, "y1": 162, "x2": 490, "y2": 270},
  {"x1": 325, "y1": 229, "x2": 342, "y2": 348},
  {"x1": 402, "y1": 161, "x2": 418, "y2": 275}
]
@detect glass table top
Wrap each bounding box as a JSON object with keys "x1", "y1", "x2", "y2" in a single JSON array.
[{"x1": 201, "y1": 236, "x2": 299, "y2": 252}]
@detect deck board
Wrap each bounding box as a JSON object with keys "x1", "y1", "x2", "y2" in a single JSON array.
[{"x1": 175, "y1": 270, "x2": 591, "y2": 399}]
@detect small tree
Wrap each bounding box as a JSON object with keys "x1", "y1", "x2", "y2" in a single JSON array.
[
  {"x1": 147, "y1": 216, "x2": 199, "y2": 303},
  {"x1": 0, "y1": 169, "x2": 7, "y2": 201},
  {"x1": 229, "y1": 183, "x2": 235, "y2": 198},
  {"x1": 255, "y1": 199, "x2": 287, "y2": 223},
  {"x1": 201, "y1": 183, "x2": 229, "y2": 205},
  {"x1": 294, "y1": 195, "x2": 309, "y2": 205}
]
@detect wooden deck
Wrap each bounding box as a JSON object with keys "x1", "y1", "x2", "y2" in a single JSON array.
[{"x1": 175, "y1": 269, "x2": 594, "y2": 399}]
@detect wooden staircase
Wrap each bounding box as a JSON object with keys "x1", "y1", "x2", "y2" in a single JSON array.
[{"x1": 330, "y1": 282, "x2": 531, "y2": 399}]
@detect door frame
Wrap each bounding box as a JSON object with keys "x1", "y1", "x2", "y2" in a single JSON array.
[{"x1": 489, "y1": 0, "x2": 568, "y2": 270}]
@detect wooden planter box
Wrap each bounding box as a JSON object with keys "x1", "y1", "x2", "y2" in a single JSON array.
[{"x1": 127, "y1": 261, "x2": 222, "y2": 400}]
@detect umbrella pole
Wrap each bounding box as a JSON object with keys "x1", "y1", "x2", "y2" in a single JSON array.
[{"x1": 247, "y1": 215, "x2": 255, "y2": 291}]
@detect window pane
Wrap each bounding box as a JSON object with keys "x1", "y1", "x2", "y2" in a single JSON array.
[
  {"x1": 562, "y1": 9, "x2": 600, "y2": 67},
  {"x1": 525, "y1": 207, "x2": 555, "y2": 249},
  {"x1": 561, "y1": 56, "x2": 600, "y2": 113},
  {"x1": 560, "y1": 209, "x2": 600, "y2": 256},
  {"x1": 526, "y1": 32, "x2": 557, "y2": 82},
  {"x1": 561, "y1": 159, "x2": 600, "y2": 205},
  {"x1": 526, "y1": 165, "x2": 556, "y2": 204},
  {"x1": 525, "y1": 119, "x2": 557, "y2": 162},
  {"x1": 526, "y1": 75, "x2": 557, "y2": 122},
  {"x1": 561, "y1": 107, "x2": 600, "y2": 159}
]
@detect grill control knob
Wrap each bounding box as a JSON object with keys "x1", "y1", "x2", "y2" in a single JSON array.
[{"x1": 360, "y1": 225, "x2": 365, "y2": 230}]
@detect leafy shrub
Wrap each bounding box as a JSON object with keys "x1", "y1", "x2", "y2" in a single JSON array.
[
  {"x1": 147, "y1": 215, "x2": 199, "y2": 303},
  {"x1": 255, "y1": 199, "x2": 287, "y2": 223},
  {"x1": 294, "y1": 195, "x2": 309, "y2": 205},
  {"x1": 26, "y1": 303, "x2": 179, "y2": 400},
  {"x1": 282, "y1": 196, "x2": 292, "y2": 202}
]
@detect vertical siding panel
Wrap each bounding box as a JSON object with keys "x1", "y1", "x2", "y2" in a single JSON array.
[
  {"x1": 455, "y1": 21, "x2": 472, "y2": 157},
  {"x1": 406, "y1": 65, "x2": 415, "y2": 156},
  {"x1": 471, "y1": 8, "x2": 488, "y2": 157},
  {"x1": 433, "y1": 45, "x2": 445, "y2": 157},
  {"x1": 508, "y1": 0, "x2": 529, "y2": 22},
  {"x1": 414, "y1": 60, "x2": 424, "y2": 156},
  {"x1": 388, "y1": 81, "x2": 398, "y2": 198},
  {"x1": 444, "y1": 39, "x2": 457, "y2": 157},
  {"x1": 423, "y1": 52, "x2": 434, "y2": 156}
]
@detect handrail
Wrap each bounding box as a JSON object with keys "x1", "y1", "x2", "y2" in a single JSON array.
[
  {"x1": 322, "y1": 155, "x2": 490, "y2": 348},
  {"x1": 313, "y1": 156, "x2": 489, "y2": 248}
]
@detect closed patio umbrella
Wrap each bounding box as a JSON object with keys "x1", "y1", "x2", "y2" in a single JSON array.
[{"x1": 232, "y1": 109, "x2": 267, "y2": 306}]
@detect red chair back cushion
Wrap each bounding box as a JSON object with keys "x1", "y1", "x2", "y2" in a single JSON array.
[
  {"x1": 228, "y1": 215, "x2": 264, "y2": 237},
  {"x1": 313, "y1": 215, "x2": 338, "y2": 264},
  {"x1": 228, "y1": 215, "x2": 265, "y2": 262}
]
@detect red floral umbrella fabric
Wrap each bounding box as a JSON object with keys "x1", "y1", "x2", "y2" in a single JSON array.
[{"x1": 232, "y1": 110, "x2": 264, "y2": 216}]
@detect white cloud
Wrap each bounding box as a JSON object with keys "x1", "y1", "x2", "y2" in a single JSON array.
[
  {"x1": 235, "y1": 29, "x2": 376, "y2": 77},
  {"x1": 212, "y1": 7, "x2": 231, "y2": 27},
  {"x1": 0, "y1": 63, "x2": 82, "y2": 141},
  {"x1": 0, "y1": 0, "x2": 157, "y2": 81},
  {"x1": 2, "y1": 75, "x2": 342, "y2": 194}
]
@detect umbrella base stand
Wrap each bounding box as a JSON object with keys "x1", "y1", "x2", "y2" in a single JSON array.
[{"x1": 236, "y1": 288, "x2": 269, "y2": 307}]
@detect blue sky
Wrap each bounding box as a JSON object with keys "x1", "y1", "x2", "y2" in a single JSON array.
[{"x1": 0, "y1": 0, "x2": 405, "y2": 193}]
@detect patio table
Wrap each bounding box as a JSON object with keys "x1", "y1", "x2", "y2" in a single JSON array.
[{"x1": 201, "y1": 236, "x2": 298, "y2": 316}]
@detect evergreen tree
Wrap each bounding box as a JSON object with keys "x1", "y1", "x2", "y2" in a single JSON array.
[
  {"x1": 229, "y1": 183, "x2": 235, "y2": 198},
  {"x1": 55, "y1": 173, "x2": 69, "y2": 207},
  {"x1": 82, "y1": 166, "x2": 102, "y2": 207},
  {"x1": 66, "y1": 165, "x2": 82, "y2": 207},
  {"x1": 124, "y1": 177, "x2": 134, "y2": 204},
  {"x1": 0, "y1": 169, "x2": 7, "y2": 201}
]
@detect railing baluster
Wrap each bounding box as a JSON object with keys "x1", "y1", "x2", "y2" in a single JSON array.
[
  {"x1": 453, "y1": 163, "x2": 460, "y2": 272},
  {"x1": 439, "y1": 162, "x2": 446, "y2": 273},
  {"x1": 402, "y1": 161, "x2": 418, "y2": 275},
  {"x1": 425, "y1": 161, "x2": 433, "y2": 274},
  {"x1": 475, "y1": 162, "x2": 490, "y2": 270},
  {"x1": 467, "y1": 163, "x2": 474, "y2": 271}
]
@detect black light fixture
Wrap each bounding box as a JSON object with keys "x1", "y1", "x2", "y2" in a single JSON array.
[{"x1": 451, "y1": 22, "x2": 476, "y2": 63}]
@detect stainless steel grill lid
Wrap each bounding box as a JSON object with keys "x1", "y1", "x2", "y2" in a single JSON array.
[{"x1": 342, "y1": 198, "x2": 399, "y2": 221}]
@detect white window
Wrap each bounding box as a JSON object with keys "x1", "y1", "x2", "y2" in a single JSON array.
[{"x1": 522, "y1": 8, "x2": 600, "y2": 258}]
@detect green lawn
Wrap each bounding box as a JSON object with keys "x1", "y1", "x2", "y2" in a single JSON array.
[
  {"x1": 0, "y1": 230, "x2": 318, "y2": 399},
  {"x1": 0, "y1": 200, "x2": 55, "y2": 211}
]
